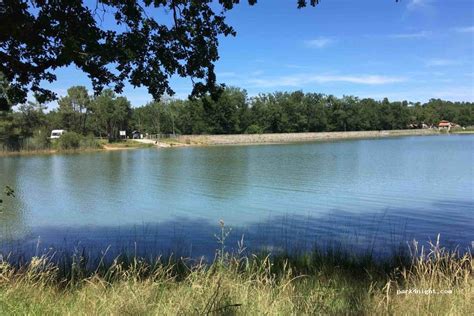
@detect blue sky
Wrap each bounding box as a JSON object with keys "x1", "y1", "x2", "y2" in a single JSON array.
[{"x1": 42, "y1": 0, "x2": 474, "y2": 107}]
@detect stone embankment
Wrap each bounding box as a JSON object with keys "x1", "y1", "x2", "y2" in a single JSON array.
[{"x1": 175, "y1": 129, "x2": 439, "y2": 146}]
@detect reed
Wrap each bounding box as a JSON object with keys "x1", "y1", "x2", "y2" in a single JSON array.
[{"x1": 0, "y1": 233, "x2": 471, "y2": 315}]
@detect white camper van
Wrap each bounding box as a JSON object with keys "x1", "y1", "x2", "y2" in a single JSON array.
[{"x1": 50, "y1": 129, "x2": 66, "y2": 139}]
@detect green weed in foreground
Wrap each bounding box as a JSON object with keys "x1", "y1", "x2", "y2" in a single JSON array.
[{"x1": 0, "y1": 234, "x2": 471, "y2": 315}]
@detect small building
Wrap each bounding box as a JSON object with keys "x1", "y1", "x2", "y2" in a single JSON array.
[
  {"x1": 50, "y1": 129, "x2": 66, "y2": 139},
  {"x1": 131, "y1": 130, "x2": 142, "y2": 139},
  {"x1": 438, "y1": 120, "x2": 453, "y2": 128}
]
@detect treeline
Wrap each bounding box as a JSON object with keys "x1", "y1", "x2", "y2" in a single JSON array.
[
  {"x1": 145, "y1": 88, "x2": 473, "y2": 134},
  {"x1": 0, "y1": 87, "x2": 131, "y2": 150},
  {"x1": 1, "y1": 86, "x2": 473, "y2": 150}
]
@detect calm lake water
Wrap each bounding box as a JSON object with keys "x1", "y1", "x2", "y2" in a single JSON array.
[{"x1": 0, "y1": 135, "x2": 473, "y2": 259}]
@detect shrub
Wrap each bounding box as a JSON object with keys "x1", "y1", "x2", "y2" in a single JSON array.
[
  {"x1": 26, "y1": 129, "x2": 51, "y2": 150},
  {"x1": 0, "y1": 135, "x2": 21, "y2": 151},
  {"x1": 245, "y1": 124, "x2": 264, "y2": 134},
  {"x1": 80, "y1": 134, "x2": 102, "y2": 149},
  {"x1": 58, "y1": 132, "x2": 82, "y2": 150}
]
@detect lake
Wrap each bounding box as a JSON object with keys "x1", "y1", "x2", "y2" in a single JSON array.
[{"x1": 0, "y1": 135, "x2": 473, "y2": 259}]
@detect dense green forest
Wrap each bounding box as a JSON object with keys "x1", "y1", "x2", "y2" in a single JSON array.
[{"x1": 1, "y1": 86, "x2": 473, "y2": 150}]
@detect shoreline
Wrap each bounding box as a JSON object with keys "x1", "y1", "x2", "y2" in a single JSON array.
[
  {"x1": 0, "y1": 142, "x2": 153, "y2": 157},
  {"x1": 0, "y1": 147, "x2": 105, "y2": 157},
  {"x1": 174, "y1": 129, "x2": 441, "y2": 146},
  {"x1": 1, "y1": 129, "x2": 467, "y2": 157}
]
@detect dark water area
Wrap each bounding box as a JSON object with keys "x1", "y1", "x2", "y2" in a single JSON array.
[{"x1": 0, "y1": 135, "x2": 473, "y2": 262}]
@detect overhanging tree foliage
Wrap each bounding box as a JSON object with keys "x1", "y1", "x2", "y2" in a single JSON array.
[{"x1": 0, "y1": 0, "x2": 326, "y2": 111}]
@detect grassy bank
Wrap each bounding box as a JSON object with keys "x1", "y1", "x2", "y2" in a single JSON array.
[
  {"x1": 0, "y1": 237, "x2": 471, "y2": 315},
  {"x1": 0, "y1": 139, "x2": 153, "y2": 157},
  {"x1": 451, "y1": 126, "x2": 474, "y2": 134}
]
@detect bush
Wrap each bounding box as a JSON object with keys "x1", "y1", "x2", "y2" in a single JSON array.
[
  {"x1": 80, "y1": 134, "x2": 102, "y2": 149},
  {"x1": 245, "y1": 124, "x2": 264, "y2": 134},
  {"x1": 58, "y1": 132, "x2": 82, "y2": 150},
  {"x1": 0, "y1": 135, "x2": 21, "y2": 151},
  {"x1": 26, "y1": 129, "x2": 51, "y2": 150}
]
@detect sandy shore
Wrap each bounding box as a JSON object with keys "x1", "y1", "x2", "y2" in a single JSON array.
[{"x1": 102, "y1": 145, "x2": 140, "y2": 151}]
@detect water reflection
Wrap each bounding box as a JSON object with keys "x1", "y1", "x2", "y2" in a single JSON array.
[
  {"x1": 190, "y1": 146, "x2": 251, "y2": 199},
  {"x1": 0, "y1": 135, "x2": 472, "y2": 259},
  {"x1": 0, "y1": 158, "x2": 28, "y2": 240},
  {"x1": 1, "y1": 199, "x2": 472, "y2": 263}
]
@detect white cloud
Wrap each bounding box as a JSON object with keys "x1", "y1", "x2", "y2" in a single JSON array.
[
  {"x1": 304, "y1": 37, "x2": 335, "y2": 48},
  {"x1": 310, "y1": 75, "x2": 406, "y2": 85},
  {"x1": 407, "y1": 0, "x2": 432, "y2": 11},
  {"x1": 425, "y1": 58, "x2": 461, "y2": 67},
  {"x1": 454, "y1": 26, "x2": 474, "y2": 33},
  {"x1": 389, "y1": 31, "x2": 431, "y2": 39},
  {"x1": 247, "y1": 74, "x2": 407, "y2": 88},
  {"x1": 432, "y1": 86, "x2": 474, "y2": 100}
]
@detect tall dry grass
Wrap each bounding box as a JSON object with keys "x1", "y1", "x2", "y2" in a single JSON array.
[
  {"x1": 0, "y1": 233, "x2": 471, "y2": 315},
  {"x1": 372, "y1": 235, "x2": 473, "y2": 315}
]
